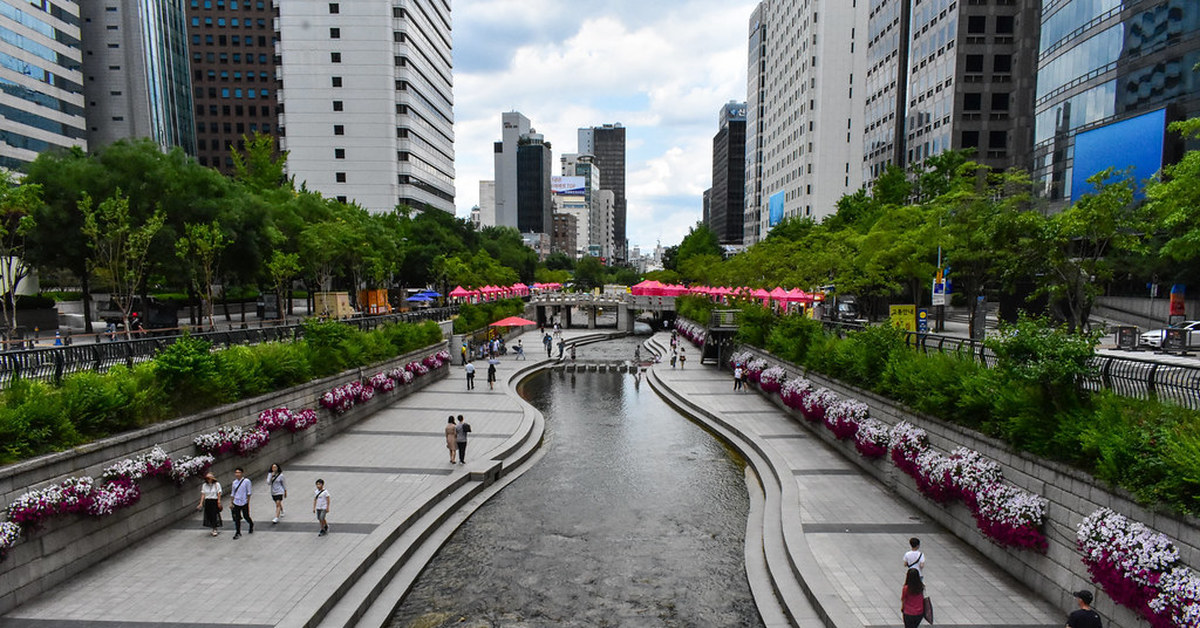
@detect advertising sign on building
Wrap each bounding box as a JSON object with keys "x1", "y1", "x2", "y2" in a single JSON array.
[
  {"x1": 551, "y1": 176, "x2": 586, "y2": 196},
  {"x1": 768, "y1": 191, "x2": 785, "y2": 227},
  {"x1": 889, "y1": 304, "x2": 916, "y2": 332}
]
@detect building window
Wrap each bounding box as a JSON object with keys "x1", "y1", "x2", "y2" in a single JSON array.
[
  {"x1": 329, "y1": 27, "x2": 340, "y2": 39},
  {"x1": 995, "y1": 15, "x2": 1014, "y2": 34},
  {"x1": 963, "y1": 93, "x2": 982, "y2": 110},
  {"x1": 332, "y1": 100, "x2": 343, "y2": 111},
  {"x1": 329, "y1": 2, "x2": 339, "y2": 13},
  {"x1": 336, "y1": 196, "x2": 347, "y2": 203},
  {"x1": 989, "y1": 131, "x2": 1007, "y2": 149},
  {"x1": 331, "y1": 76, "x2": 342, "y2": 87},
  {"x1": 335, "y1": 148, "x2": 345, "y2": 159},
  {"x1": 967, "y1": 16, "x2": 986, "y2": 34},
  {"x1": 335, "y1": 172, "x2": 347, "y2": 182},
  {"x1": 333, "y1": 124, "x2": 344, "y2": 135},
  {"x1": 965, "y1": 54, "x2": 983, "y2": 72},
  {"x1": 330, "y1": 52, "x2": 341, "y2": 63},
  {"x1": 993, "y1": 54, "x2": 1012, "y2": 73},
  {"x1": 991, "y1": 93, "x2": 1009, "y2": 111}
]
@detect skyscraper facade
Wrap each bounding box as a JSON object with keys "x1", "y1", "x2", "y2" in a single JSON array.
[
  {"x1": 0, "y1": 0, "x2": 86, "y2": 170},
  {"x1": 80, "y1": 0, "x2": 195, "y2": 154},
  {"x1": 277, "y1": 0, "x2": 455, "y2": 213},
  {"x1": 744, "y1": 0, "x2": 868, "y2": 245},
  {"x1": 743, "y1": 3, "x2": 766, "y2": 243},
  {"x1": 578, "y1": 124, "x2": 626, "y2": 261},
  {"x1": 516, "y1": 131, "x2": 552, "y2": 235},
  {"x1": 1032, "y1": 0, "x2": 1200, "y2": 204},
  {"x1": 492, "y1": 111, "x2": 531, "y2": 228},
  {"x1": 184, "y1": 0, "x2": 279, "y2": 173},
  {"x1": 709, "y1": 101, "x2": 746, "y2": 245},
  {"x1": 863, "y1": 0, "x2": 911, "y2": 182}
]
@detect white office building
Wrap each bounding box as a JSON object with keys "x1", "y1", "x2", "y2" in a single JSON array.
[
  {"x1": 491, "y1": 110, "x2": 530, "y2": 228},
  {"x1": 744, "y1": 0, "x2": 867, "y2": 244},
  {"x1": 0, "y1": 0, "x2": 86, "y2": 170},
  {"x1": 478, "y1": 180, "x2": 495, "y2": 227},
  {"x1": 277, "y1": 0, "x2": 455, "y2": 213}
]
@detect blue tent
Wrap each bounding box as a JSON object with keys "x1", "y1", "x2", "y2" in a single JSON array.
[{"x1": 405, "y1": 294, "x2": 432, "y2": 302}]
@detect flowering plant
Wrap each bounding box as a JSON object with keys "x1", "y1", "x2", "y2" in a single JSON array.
[
  {"x1": 729, "y1": 351, "x2": 753, "y2": 369},
  {"x1": 674, "y1": 320, "x2": 705, "y2": 346},
  {"x1": 86, "y1": 478, "x2": 141, "y2": 516},
  {"x1": 411, "y1": 362, "x2": 430, "y2": 376},
  {"x1": 888, "y1": 421, "x2": 927, "y2": 476},
  {"x1": 358, "y1": 384, "x2": 375, "y2": 403},
  {"x1": 912, "y1": 450, "x2": 954, "y2": 503},
  {"x1": 321, "y1": 381, "x2": 364, "y2": 414},
  {"x1": 744, "y1": 358, "x2": 768, "y2": 383},
  {"x1": 1078, "y1": 508, "x2": 1196, "y2": 626},
  {"x1": 256, "y1": 408, "x2": 293, "y2": 432},
  {"x1": 780, "y1": 377, "x2": 812, "y2": 410},
  {"x1": 854, "y1": 418, "x2": 890, "y2": 459},
  {"x1": 6, "y1": 477, "x2": 96, "y2": 527},
  {"x1": 370, "y1": 372, "x2": 395, "y2": 392},
  {"x1": 758, "y1": 366, "x2": 787, "y2": 393},
  {"x1": 943, "y1": 448, "x2": 1002, "y2": 510},
  {"x1": 973, "y1": 483, "x2": 1047, "y2": 552},
  {"x1": 194, "y1": 426, "x2": 244, "y2": 455},
  {"x1": 287, "y1": 408, "x2": 318, "y2": 433},
  {"x1": 0, "y1": 521, "x2": 19, "y2": 557},
  {"x1": 824, "y1": 399, "x2": 868, "y2": 440},
  {"x1": 101, "y1": 446, "x2": 172, "y2": 482},
  {"x1": 170, "y1": 454, "x2": 215, "y2": 484},
  {"x1": 236, "y1": 426, "x2": 271, "y2": 456},
  {"x1": 800, "y1": 387, "x2": 838, "y2": 422}
]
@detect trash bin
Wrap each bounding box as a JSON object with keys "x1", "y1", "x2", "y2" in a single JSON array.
[
  {"x1": 1163, "y1": 327, "x2": 1189, "y2": 353},
  {"x1": 1114, "y1": 325, "x2": 1139, "y2": 350}
]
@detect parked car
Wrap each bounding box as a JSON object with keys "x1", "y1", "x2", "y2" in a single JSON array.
[{"x1": 1139, "y1": 320, "x2": 1200, "y2": 348}]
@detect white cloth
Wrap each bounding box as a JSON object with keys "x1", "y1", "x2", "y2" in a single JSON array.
[
  {"x1": 903, "y1": 550, "x2": 925, "y2": 576},
  {"x1": 230, "y1": 477, "x2": 252, "y2": 506},
  {"x1": 314, "y1": 488, "x2": 330, "y2": 510},
  {"x1": 201, "y1": 482, "x2": 222, "y2": 500}
]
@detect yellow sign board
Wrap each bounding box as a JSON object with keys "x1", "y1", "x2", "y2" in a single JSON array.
[{"x1": 889, "y1": 304, "x2": 917, "y2": 332}]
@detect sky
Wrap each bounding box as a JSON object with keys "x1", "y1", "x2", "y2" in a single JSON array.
[{"x1": 451, "y1": 0, "x2": 760, "y2": 254}]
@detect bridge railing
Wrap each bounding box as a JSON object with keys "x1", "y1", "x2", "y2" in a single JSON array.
[
  {"x1": 819, "y1": 320, "x2": 1200, "y2": 409},
  {"x1": 0, "y1": 306, "x2": 460, "y2": 388}
]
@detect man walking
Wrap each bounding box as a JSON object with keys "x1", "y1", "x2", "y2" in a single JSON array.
[
  {"x1": 543, "y1": 333, "x2": 553, "y2": 357},
  {"x1": 903, "y1": 537, "x2": 925, "y2": 578},
  {"x1": 230, "y1": 467, "x2": 254, "y2": 539},
  {"x1": 1066, "y1": 590, "x2": 1102, "y2": 628},
  {"x1": 465, "y1": 359, "x2": 476, "y2": 390},
  {"x1": 455, "y1": 415, "x2": 471, "y2": 464}
]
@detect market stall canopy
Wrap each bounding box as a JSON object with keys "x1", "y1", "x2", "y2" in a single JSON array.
[
  {"x1": 489, "y1": 316, "x2": 537, "y2": 327},
  {"x1": 448, "y1": 286, "x2": 471, "y2": 298}
]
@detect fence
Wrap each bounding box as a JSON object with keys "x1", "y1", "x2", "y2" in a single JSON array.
[
  {"x1": 818, "y1": 320, "x2": 1200, "y2": 410},
  {"x1": 0, "y1": 306, "x2": 459, "y2": 388}
]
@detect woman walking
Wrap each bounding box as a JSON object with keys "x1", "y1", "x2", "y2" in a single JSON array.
[
  {"x1": 196, "y1": 472, "x2": 223, "y2": 537},
  {"x1": 486, "y1": 359, "x2": 497, "y2": 390},
  {"x1": 900, "y1": 567, "x2": 926, "y2": 628},
  {"x1": 267, "y1": 463, "x2": 287, "y2": 523},
  {"x1": 444, "y1": 415, "x2": 458, "y2": 463}
]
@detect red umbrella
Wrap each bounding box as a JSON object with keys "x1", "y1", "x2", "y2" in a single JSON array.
[{"x1": 489, "y1": 316, "x2": 537, "y2": 327}]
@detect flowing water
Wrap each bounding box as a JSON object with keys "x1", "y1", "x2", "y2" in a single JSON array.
[{"x1": 389, "y1": 339, "x2": 764, "y2": 627}]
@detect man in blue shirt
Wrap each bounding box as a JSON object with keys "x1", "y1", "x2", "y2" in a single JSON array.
[{"x1": 230, "y1": 467, "x2": 254, "y2": 539}]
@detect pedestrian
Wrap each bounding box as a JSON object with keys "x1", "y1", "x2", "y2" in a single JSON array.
[
  {"x1": 1066, "y1": 590, "x2": 1102, "y2": 628},
  {"x1": 460, "y1": 341, "x2": 467, "y2": 365},
  {"x1": 455, "y1": 414, "x2": 471, "y2": 464},
  {"x1": 543, "y1": 333, "x2": 553, "y2": 357},
  {"x1": 313, "y1": 479, "x2": 331, "y2": 536},
  {"x1": 229, "y1": 467, "x2": 254, "y2": 539},
  {"x1": 487, "y1": 358, "x2": 497, "y2": 390},
  {"x1": 634, "y1": 345, "x2": 641, "y2": 362},
  {"x1": 444, "y1": 415, "x2": 458, "y2": 463},
  {"x1": 514, "y1": 339, "x2": 525, "y2": 360},
  {"x1": 733, "y1": 364, "x2": 744, "y2": 390},
  {"x1": 557, "y1": 339, "x2": 565, "y2": 359},
  {"x1": 465, "y1": 359, "x2": 475, "y2": 390},
  {"x1": 570, "y1": 345, "x2": 576, "y2": 362},
  {"x1": 670, "y1": 350, "x2": 677, "y2": 368},
  {"x1": 900, "y1": 567, "x2": 926, "y2": 628},
  {"x1": 678, "y1": 348, "x2": 686, "y2": 369},
  {"x1": 196, "y1": 472, "x2": 223, "y2": 537},
  {"x1": 903, "y1": 537, "x2": 925, "y2": 579},
  {"x1": 267, "y1": 462, "x2": 287, "y2": 523}
]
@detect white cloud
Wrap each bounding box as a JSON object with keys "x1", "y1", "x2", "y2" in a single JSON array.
[{"x1": 453, "y1": 0, "x2": 759, "y2": 251}]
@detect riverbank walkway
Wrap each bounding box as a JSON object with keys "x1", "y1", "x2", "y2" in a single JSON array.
[{"x1": 2, "y1": 329, "x2": 1062, "y2": 628}]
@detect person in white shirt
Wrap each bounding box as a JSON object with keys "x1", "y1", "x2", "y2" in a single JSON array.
[
  {"x1": 903, "y1": 537, "x2": 926, "y2": 579},
  {"x1": 267, "y1": 463, "x2": 287, "y2": 523},
  {"x1": 196, "y1": 472, "x2": 223, "y2": 537},
  {"x1": 229, "y1": 467, "x2": 253, "y2": 539},
  {"x1": 465, "y1": 360, "x2": 476, "y2": 390},
  {"x1": 313, "y1": 479, "x2": 331, "y2": 536}
]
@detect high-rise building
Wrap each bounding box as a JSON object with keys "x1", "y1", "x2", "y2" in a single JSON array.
[
  {"x1": 578, "y1": 124, "x2": 626, "y2": 261},
  {"x1": 1032, "y1": 1, "x2": 1200, "y2": 204},
  {"x1": 744, "y1": 3, "x2": 766, "y2": 243},
  {"x1": 863, "y1": 0, "x2": 1040, "y2": 186},
  {"x1": 492, "y1": 111, "x2": 531, "y2": 227},
  {"x1": 743, "y1": 0, "x2": 867, "y2": 245},
  {"x1": 0, "y1": 0, "x2": 86, "y2": 170},
  {"x1": 551, "y1": 212, "x2": 577, "y2": 257},
  {"x1": 554, "y1": 155, "x2": 591, "y2": 259},
  {"x1": 478, "y1": 180, "x2": 496, "y2": 227},
  {"x1": 80, "y1": 0, "x2": 195, "y2": 154},
  {"x1": 516, "y1": 131, "x2": 552, "y2": 235},
  {"x1": 709, "y1": 101, "x2": 746, "y2": 245},
  {"x1": 277, "y1": 0, "x2": 455, "y2": 213},
  {"x1": 184, "y1": 0, "x2": 279, "y2": 173}
]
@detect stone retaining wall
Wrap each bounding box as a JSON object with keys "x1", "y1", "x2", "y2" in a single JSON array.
[
  {"x1": 0, "y1": 341, "x2": 448, "y2": 615},
  {"x1": 736, "y1": 344, "x2": 1200, "y2": 628}
]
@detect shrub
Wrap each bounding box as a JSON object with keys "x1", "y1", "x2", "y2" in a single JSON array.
[
  {"x1": 215, "y1": 345, "x2": 269, "y2": 400},
  {"x1": 153, "y1": 335, "x2": 221, "y2": 412},
  {"x1": 765, "y1": 314, "x2": 823, "y2": 364}
]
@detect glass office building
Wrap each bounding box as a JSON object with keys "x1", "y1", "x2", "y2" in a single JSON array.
[
  {"x1": 0, "y1": 0, "x2": 86, "y2": 170},
  {"x1": 1033, "y1": 0, "x2": 1200, "y2": 203}
]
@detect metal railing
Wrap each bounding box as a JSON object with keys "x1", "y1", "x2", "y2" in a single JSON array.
[
  {"x1": 820, "y1": 320, "x2": 1200, "y2": 410},
  {"x1": 0, "y1": 306, "x2": 459, "y2": 388}
]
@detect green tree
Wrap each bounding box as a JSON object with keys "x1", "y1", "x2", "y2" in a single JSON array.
[
  {"x1": 231, "y1": 132, "x2": 288, "y2": 191},
  {"x1": 1147, "y1": 118, "x2": 1200, "y2": 263},
  {"x1": 573, "y1": 256, "x2": 606, "y2": 291},
  {"x1": 675, "y1": 223, "x2": 722, "y2": 268},
  {"x1": 0, "y1": 171, "x2": 42, "y2": 337},
  {"x1": 80, "y1": 191, "x2": 165, "y2": 337},
  {"x1": 175, "y1": 221, "x2": 230, "y2": 329},
  {"x1": 265, "y1": 250, "x2": 300, "y2": 321}
]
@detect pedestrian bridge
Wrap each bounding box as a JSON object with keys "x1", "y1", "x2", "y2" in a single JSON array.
[{"x1": 529, "y1": 293, "x2": 675, "y2": 331}]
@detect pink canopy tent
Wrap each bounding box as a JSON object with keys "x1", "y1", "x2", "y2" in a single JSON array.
[
  {"x1": 769, "y1": 287, "x2": 788, "y2": 301},
  {"x1": 449, "y1": 285, "x2": 471, "y2": 298}
]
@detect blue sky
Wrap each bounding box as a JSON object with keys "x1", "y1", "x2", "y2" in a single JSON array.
[{"x1": 451, "y1": 0, "x2": 760, "y2": 253}]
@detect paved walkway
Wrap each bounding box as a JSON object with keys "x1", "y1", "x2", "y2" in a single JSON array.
[{"x1": 3, "y1": 328, "x2": 1063, "y2": 628}]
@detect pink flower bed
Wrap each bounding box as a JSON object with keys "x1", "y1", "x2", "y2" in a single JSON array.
[
  {"x1": 824, "y1": 399, "x2": 867, "y2": 440},
  {"x1": 854, "y1": 418, "x2": 889, "y2": 459},
  {"x1": 758, "y1": 366, "x2": 787, "y2": 393}
]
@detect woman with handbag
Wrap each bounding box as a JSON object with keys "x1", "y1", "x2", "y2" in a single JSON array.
[
  {"x1": 197, "y1": 472, "x2": 223, "y2": 537},
  {"x1": 901, "y1": 567, "x2": 926, "y2": 627}
]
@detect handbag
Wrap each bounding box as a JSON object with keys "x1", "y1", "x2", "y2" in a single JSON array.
[{"x1": 923, "y1": 596, "x2": 934, "y2": 624}]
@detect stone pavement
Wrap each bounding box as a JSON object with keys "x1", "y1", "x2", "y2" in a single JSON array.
[
  {"x1": 645, "y1": 332, "x2": 1061, "y2": 628},
  {"x1": 0, "y1": 329, "x2": 611, "y2": 628}
]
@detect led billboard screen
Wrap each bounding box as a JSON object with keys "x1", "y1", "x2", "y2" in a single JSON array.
[
  {"x1": 768, "y1": 190, "x2": 785, "y2": 227},
  {"x1": 551, "y1": 176, "x2": 586, "y2": 196},
  {"x1": 1071, "y1": 108, "x2": 1166, "y2": 202}
]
